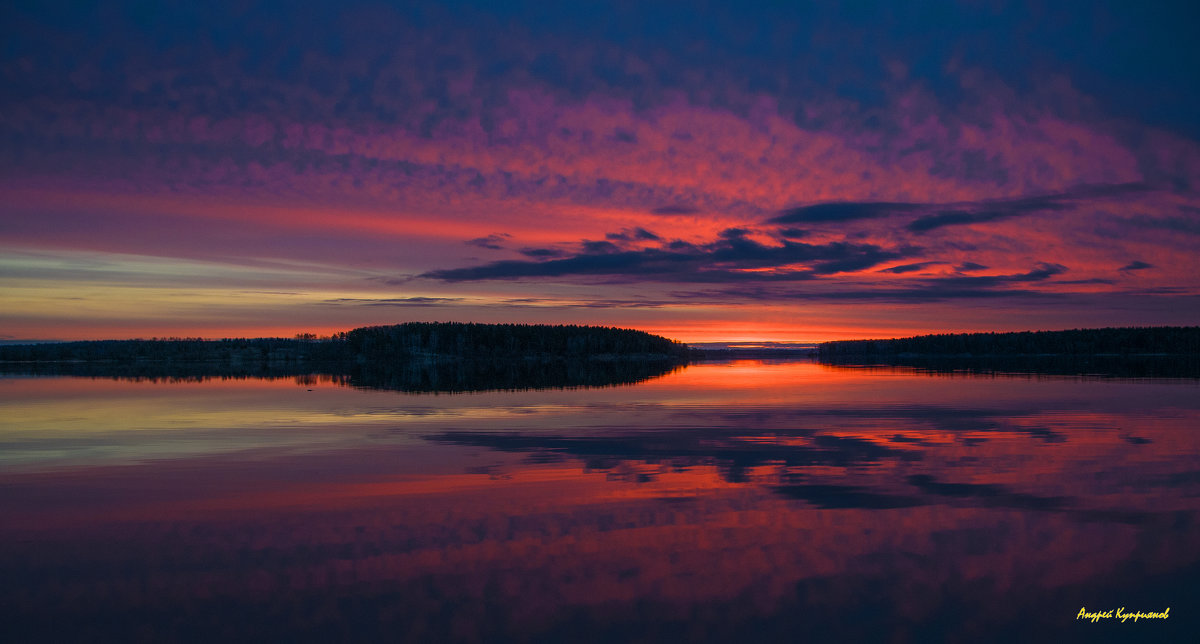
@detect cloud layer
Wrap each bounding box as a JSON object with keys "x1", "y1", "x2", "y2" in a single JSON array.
[{"x1": 1, "y1": 1, "x2": 1198, "y2": 340}]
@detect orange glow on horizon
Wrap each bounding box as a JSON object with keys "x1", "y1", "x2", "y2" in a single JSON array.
[{"x1": 8, "y1": 318, "x2": 1059, "y2": 344}]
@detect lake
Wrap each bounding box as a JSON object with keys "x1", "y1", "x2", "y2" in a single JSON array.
[{"x1": 1, "y1": 359, "x2": 1197, "y2": 642}]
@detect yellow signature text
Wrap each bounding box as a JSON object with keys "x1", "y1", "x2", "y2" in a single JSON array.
[{"x1": 1077, "y1": 607, "x2": 1169, "y2": 623}]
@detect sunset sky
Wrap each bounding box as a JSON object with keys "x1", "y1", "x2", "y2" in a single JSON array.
[{"x1": 2, "y1": 1, "x2": 1198, "y2": 342}]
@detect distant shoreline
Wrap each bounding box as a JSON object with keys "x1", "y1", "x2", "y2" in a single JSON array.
[
  {"x1": 813, "y1": 327, "x2": 1200, "y2": 379},
  {"x1": 5, "y1": 326, "x2": 1200, "y2": 383},
  {"x1": 817, "y1": 326, "x2": 1200, "y2": 358}
]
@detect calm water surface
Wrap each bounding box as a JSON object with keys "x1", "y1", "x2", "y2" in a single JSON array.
[{"x1": 2, "y1": 360, "x2": 1198, "y2": 642}]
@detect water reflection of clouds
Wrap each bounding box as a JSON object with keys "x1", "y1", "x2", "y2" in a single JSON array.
[
  {"x1": 424, "y1": 392, "x2": 1200, "y2": 523},
  {"x1": 4, "y1": 453, "x2": 1194, "y2": 643},
  {"x1": 3, "y1": 362, "x2": 1199, "y2": 642}
]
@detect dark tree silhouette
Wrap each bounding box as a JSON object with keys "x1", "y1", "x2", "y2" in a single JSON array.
[
  {"x1": 817, "y1": 327, "x2": 1200, "y2": 379},
  {"x1": 818, "y1": 327, "x2": 1200, "y2": 358},
  {"x1": 0, "y1": 322, "x2": 690, "y2": 392}
]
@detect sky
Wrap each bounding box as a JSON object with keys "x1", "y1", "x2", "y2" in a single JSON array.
[{"x1": 2, "y1": 1, "x2": 1199, "y2": 343}]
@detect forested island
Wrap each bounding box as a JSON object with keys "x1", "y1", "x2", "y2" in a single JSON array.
[
  {"x1": 0, "y1": 322, "x2": 689, "y2": 392},
  {"x1": 818, "y1": 326, "x2": 1200, "y2": 378}
]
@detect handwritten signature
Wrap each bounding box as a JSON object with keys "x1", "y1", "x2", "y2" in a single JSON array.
[{"x1": 1077, "y1": 607, "x2": 1170, "y2": 623}]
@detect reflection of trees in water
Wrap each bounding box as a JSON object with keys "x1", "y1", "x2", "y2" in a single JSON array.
[
  {"x1": 349, "y1": 357, "x2": 684, "y2": 392},
  {"x1": 819, "y1": 354, "x2": 1200, "y2": 379},
  {"x1": 0, "y1": 357, "x2": 683, "y2": 392},
  {"x1": 0, "y1": 361, "x2": 353, "y2": 383},
  {"x1": 819, "y1": 327, "x2": 1200, "y2": 357},
  {"x1": 0, "y1": 323, "x2": 689, "y2": 391}
]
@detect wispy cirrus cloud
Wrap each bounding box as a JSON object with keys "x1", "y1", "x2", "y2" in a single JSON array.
[
  {"x1": 650, "y1": 206, "x2": 701, "y2": 216},
  {"x1": 878, "y1": 262, "x2": 941, "y2": 274},
  {"x1": 1112, "y1": 213, "x2": 1200, "y2": 237},
  {"x1": 768, "y1": 183, "x2": 1152, "y2": 234},
  {"x1": 465, "y1": 234, "x2": 512, "y2": 250},
  {"x1": 677, "y1": 262, "x2": 1078, "y2": 304},
  {"x1": 771, "y1": 202, "x2": 924, "y2": 225},
  {"x1": 321, "y1": 297, "x2": 465, "y2": 307},
  {"x1": 606, "y1": 227, "x2": 661, "y2": 242}
]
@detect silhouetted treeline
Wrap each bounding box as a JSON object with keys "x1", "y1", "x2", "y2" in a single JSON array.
[
  {"x1": 0, "y1": 337, "x2": 350, "y2": 365},
  {"x1": 818, "y1": 327, "x2": 1200, "y2": 358},
  {"x1": 342, "y1": 322, "x2": 689, "y2": 361},
  {"x1": 0, "y1": 323, "x2": 688, "y2": 363},
  {"x1": 0, "y1": 323, "x2": 689, "y2": 392},
  {"x1": 820, "y1": 354, "x2": 1200, "y2": 380},
  {"x1": 0, "y1": 360, "x2": 345, "y2": 382}
]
